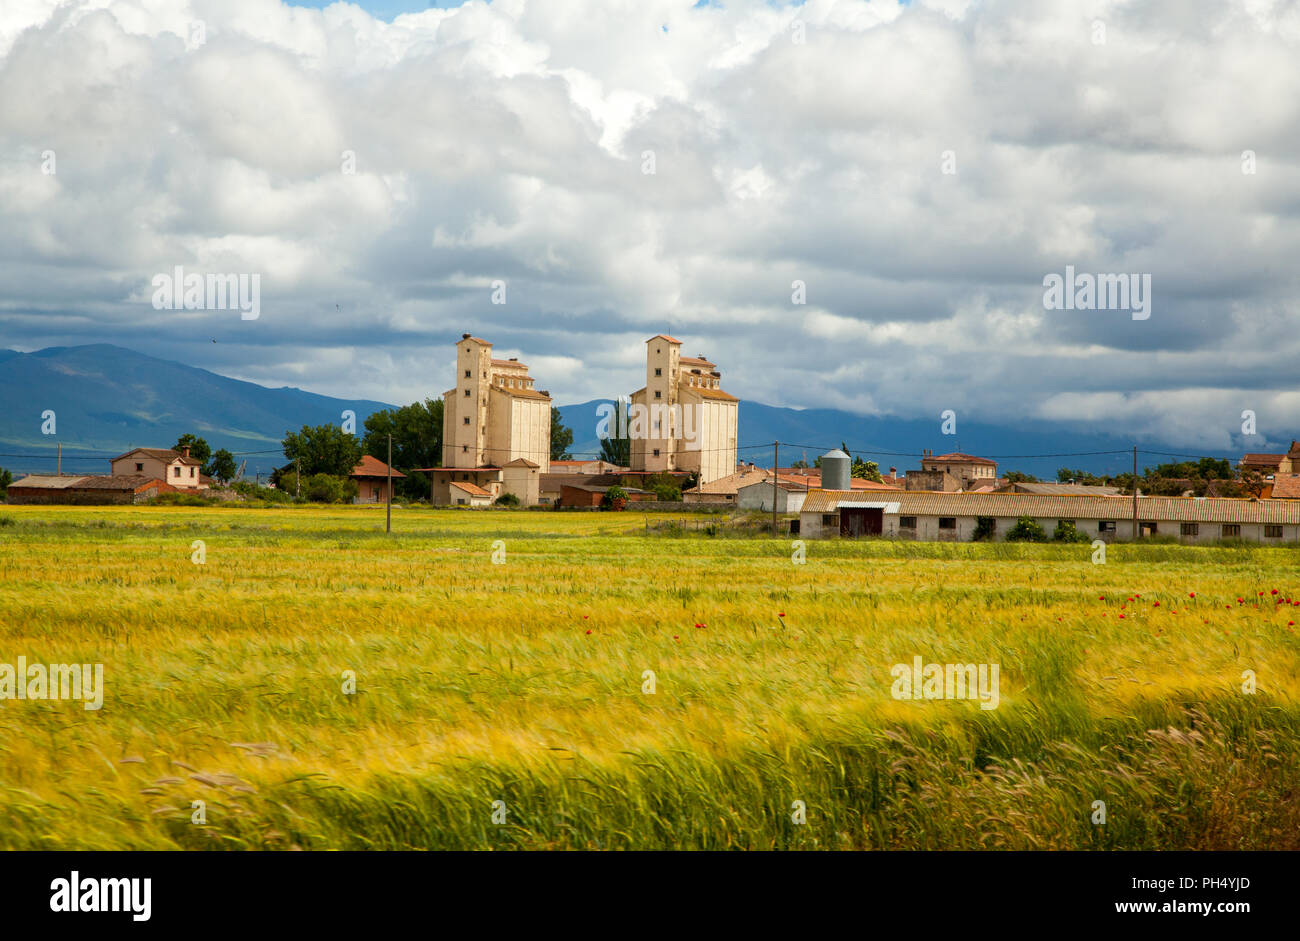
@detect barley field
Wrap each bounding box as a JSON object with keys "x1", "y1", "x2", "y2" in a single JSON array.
[{"x1": 1, "y1": 504, "x2": 1298, "y2": 850}]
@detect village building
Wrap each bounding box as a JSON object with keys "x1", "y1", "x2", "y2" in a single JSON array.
[
  {"x1": 350, "y1": 455, "x2": 405, "y2": 504},
  {"x1": 558, "y1": 483, "x2": 655, "y2": 507},
  {"x1": 419, "y1": 335, "x2": 552, "y2": 505},
  {"x1": 1240, "y1": 441, "x2": 1300, "y2": 476},
  {"x1": 682, "y1": 466, "x2": 770, "y2": 504},
  {"x1": 905, "y1": 450, "x2": 998, "y2": 491},
  {"x1": 110, "y1": 447, "x2": 205, "y2": 489},
  {"x1": 798, "y1": 490, "x2": 1300, "y2": 543},
  {"x1": 7, "y1": 475, "x2": 177, "y2": 505},
  {"x1": 628, "y1": 335, "x2": 738, "y2": 485},
  {"x1": 994, "y1": 481, "x2": 1122, "y2": 496}
]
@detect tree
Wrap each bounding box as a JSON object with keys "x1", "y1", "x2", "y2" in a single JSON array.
[
  {"x1": 646, "y1": 472, "x2": 681, "y2": 501},
  {"x1": 282, "y1": 424, "x2": 364, "y2": 477},
  {"x1": 1003, "y1": 470, "x2": 1040, "y2": 484},
  {"x1": 790, "y1": 460, "x2": 809, "y2": 470},
  {"x1": 494, "y1": 492, "x2": 520, "y2": 506},
  {"x1": 599, "y1": 402, "x2": 631, "y2": 467},
  {"x1": 0, "y1": 467, "x2": 11, "y2": 498},
  {"x1": 175, "y1": 434, "x2": 212, "y2": 472},
  {"x1": 551, "y1": 407, "x2": 574, "y2": 461},
  {"x1": 851, "y1": 457, "x2": 884, "y2": 482},
  {"x1": 363, "y1": 399, "x2": 443, "y2": 499},
  {"x1": 1241, "y1": 469, "x2": 1266, "y2": 499},
  {"x1": 209, "y1": 449, "x2": 237, "y2": 484}
]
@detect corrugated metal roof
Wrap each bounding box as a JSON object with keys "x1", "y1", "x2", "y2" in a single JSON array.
[
  {"x1": 9, "y1": 475, "x2": 89, "y2": 490},
  {"x1": 799, "y1": 489, "x2": 1300, "y2": 523}
]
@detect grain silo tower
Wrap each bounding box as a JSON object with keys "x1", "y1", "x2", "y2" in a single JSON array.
[{"x1": 820, "y1": 448, "x2": 851, "y2": 491}]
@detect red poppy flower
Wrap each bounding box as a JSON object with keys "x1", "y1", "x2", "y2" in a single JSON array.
[
  {"x1": 586, "y1": 629, "x2": 592, "y2": 635},
  {"x1": 1154, "y1": 601, "x2": 1160, "y2": 607},
  {"x1": 778, "y1": 612, "x2": 785, "y2": 618},
  {"x1": 1189, "y1": 592, "x2": 1195, "y2": 598}
]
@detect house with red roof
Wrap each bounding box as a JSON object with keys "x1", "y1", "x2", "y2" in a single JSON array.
[{"x1": 350, "y1": 455, "x2": 405, "y2": 504}]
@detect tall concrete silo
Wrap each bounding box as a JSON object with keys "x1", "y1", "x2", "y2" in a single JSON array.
[{"x1": 820, "y1": 449, "x2": 851, "y2": 491}]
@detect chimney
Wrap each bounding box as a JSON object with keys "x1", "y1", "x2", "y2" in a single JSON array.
[
  {"x1": 182, "y1": 446, "x2": 191, "y2": 459},
  {"x1": 509, "y1": 357, "x2": 517, "y2": 361},
  {"x1": 462, "y1": 333, "x2": 471, "y2": 340},
  {"x1": 889, "y1": 466, "x2": 897, "y2": 476}
]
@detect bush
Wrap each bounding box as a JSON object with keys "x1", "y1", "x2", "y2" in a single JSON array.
[
  {"x1": 971, "y1": 517, "x2": 996, "y2": 542},
  {"x1": 303, "y1": 474, "x2": 358, "y2": 504},
  {"x1": 601, "y1": 486, "x2": 628, "y2": 509},
  {"x1": 1005, "y1": 515, "x2": 1048, "y2": 542},
  {"x1": 493, "y1": 492, "x2": 520, "y2": 507},
  {"x1": 1052, "y1": 520, "x2": 1089, "y2": 543}
]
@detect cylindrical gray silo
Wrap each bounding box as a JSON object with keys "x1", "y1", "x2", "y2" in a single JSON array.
[{"x1": 820, "y1": 449, "x2": 851, "y2": 491}]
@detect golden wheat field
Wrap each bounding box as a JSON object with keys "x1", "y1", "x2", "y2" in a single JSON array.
[{"x1": 0, "y1": 503, "x2": 1298, "y2": 850}]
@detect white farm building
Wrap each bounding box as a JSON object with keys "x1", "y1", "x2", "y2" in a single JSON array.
[{"x1": 798, "y1": 490, "x2": 1300, "y2": 543}]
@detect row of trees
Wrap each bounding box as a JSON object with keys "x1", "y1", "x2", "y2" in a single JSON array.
[{"x1": 272, "y1": 402, "x2": 577, "y2": 501}]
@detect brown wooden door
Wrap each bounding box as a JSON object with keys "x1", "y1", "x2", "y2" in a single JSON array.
[{"x1": 840, "y1": 508, "x2": 883, "y2": 537}]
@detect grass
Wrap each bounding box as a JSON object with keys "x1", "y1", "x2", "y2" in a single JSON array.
[{"x1": 0, "y1": 503, "x2": 1298, "y2": 849}]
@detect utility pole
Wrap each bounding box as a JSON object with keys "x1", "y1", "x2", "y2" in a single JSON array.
[
  {"x1": 1132, "y1": 445, "x2": 1139, "y2": 541},
  {"x1": 772, "y1": 441, "x2": 779, "y2": 536},
  {"x1": 296, "y1": 456, "x2": 301, "y2": 499},
  {"x1": 386, "y1": 433, "x2": 393, "y2": 534}
]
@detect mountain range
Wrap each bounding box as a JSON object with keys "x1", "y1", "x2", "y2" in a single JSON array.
[{"x1": 0, "y1": 344, "x2": 1243, "y2": 480}]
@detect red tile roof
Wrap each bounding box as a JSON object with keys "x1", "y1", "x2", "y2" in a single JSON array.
[
  {"x1": 647, "y1": 334, "x2": 681, "y2": 344},
  {"x1": 111, "y1": 447, "x2": 202, "y2": 466},
  {"x1": 1269, "y1": 475, "x2": 1300, "y2": 498},
  {"x1": 449, "y1": 481, "x2": 491, "y2": 496},
  {"x1": 351, "y1": 455, "x2": 406, "y2": 478}
]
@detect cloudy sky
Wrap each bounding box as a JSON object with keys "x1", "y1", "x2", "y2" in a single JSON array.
[{"x1": 2, "y1": 0, "x2": 1299, "y2": 449}]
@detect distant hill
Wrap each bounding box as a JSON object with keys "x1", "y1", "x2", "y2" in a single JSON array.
[
  {"x1": 0, "y1": 345, "x2": 396, "y2": 477},
  {"x1": 0, "y1": 345, "x2": 1244, "y2": 482},
  {"x1": 557, "y1": 400, "x2": 1241, "y2": 481}
]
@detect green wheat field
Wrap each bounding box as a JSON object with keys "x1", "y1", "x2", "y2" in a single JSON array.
[{"x1": 1, "y1": 504, "x2": 1298, "y2": 850}]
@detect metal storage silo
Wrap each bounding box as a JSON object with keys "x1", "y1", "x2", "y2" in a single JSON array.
[{"x1": 820, "y1": 449, "x2": 851, "y2": 491}]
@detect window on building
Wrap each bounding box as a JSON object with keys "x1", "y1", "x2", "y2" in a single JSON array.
[
  {"x1": 1265, "y1": 524, "x2": 1283, "y2": 538},
  {"x1": 822, "y1": 514, "x2": 836, "y2": 526},
  {"x1": 899, "y1": 516, "x2": 917, "y2": 529},
  {"x1": 1222, "y1": 524, "x2": 1241, "y2": 537},
  {"x1": 654, "y1": 390, "x2": 661, "y2": 399},
  {"x1": 939, "y1": 517, "x2": 956, "y2": 529},
  {"x1": 465, "y1": 369, "x2": 471, "y2": 378},
  {"x1": 135, "y1": 463, "x2": 143, "y2": 472},
  {"x1": 655, "y1": 368, "x2": 662, "y2": 376},
  {"x1": 173, "y1": 467, "x2": 180, "y2": 477},
  {"x1": 652, "y1": 449, "x2": 660, "y2": 457},
  {"x1": 462, "y1": 445, "x2": 468, "y2": 453},
  {"x1": 190, "y1": 467, "x2": 195, "y2": 478},
  {"x1": 1099, "y1": 521, "x2": 1116, "y2": 533},
  {"x1": 465, "y1": 389, "x2": 471, "y2": 396},
  {"x1": 463, "y1": 417, "x2": 470, "y2": 425},
  {"x1": 1181, "y1": 523, "x2": 1198, "y2": 536}
]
